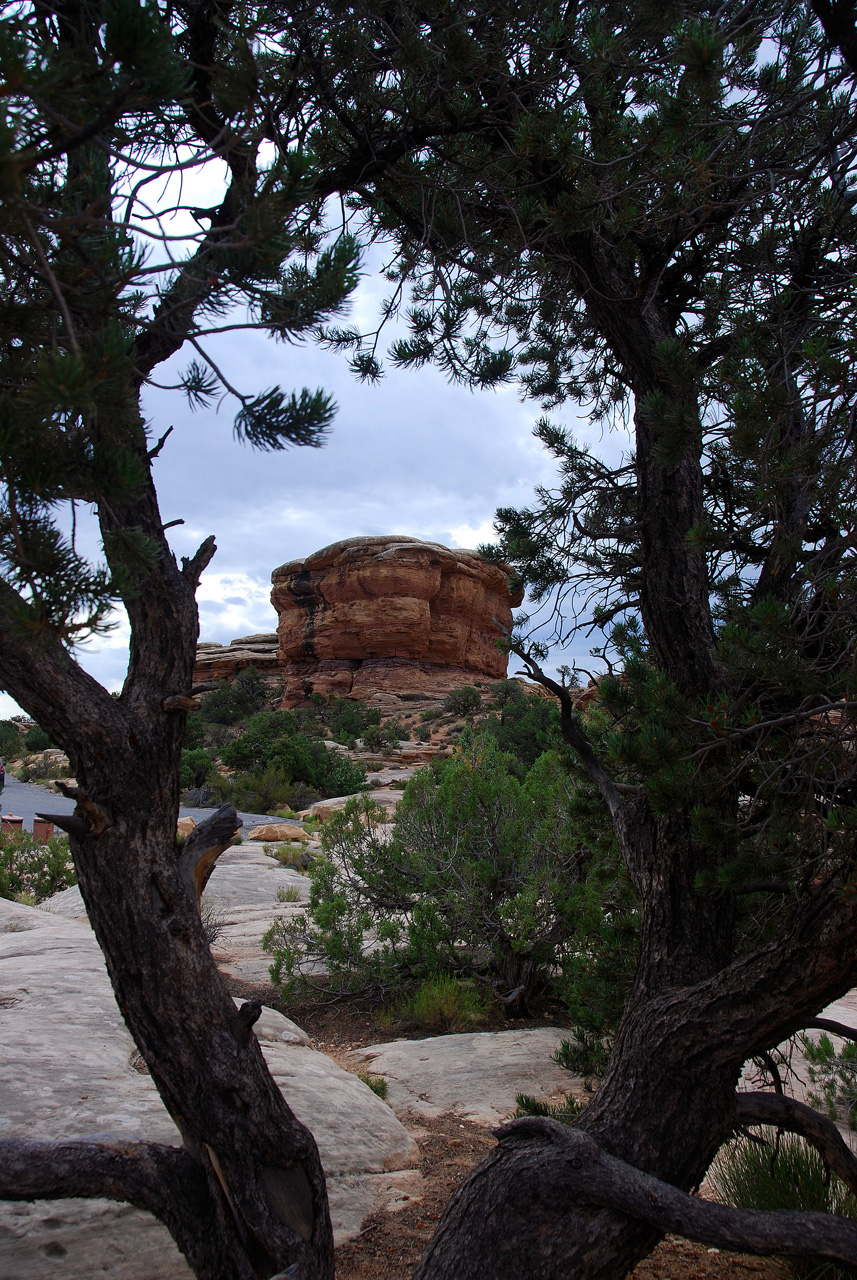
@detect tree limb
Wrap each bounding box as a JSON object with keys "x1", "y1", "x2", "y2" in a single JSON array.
[
  {"x1": 0, "y1": 1134, "x2": 208, "y2": 1215},
  {"x1": 496, "y1": 1120, "x2": 857, "y2": 1263},
  {"x1": 803, "y1": 1018, "x2": 857, "y2": 1043},
  {"x1": 734, "y1": 1092, "x2": 857, "y2": 1198},
  {"x1": 509, "y1": 641, "x2": 621, "y2": 816},
  {"x1": 0, "y1": 1136, "x2": 219, "y2": 1271}
]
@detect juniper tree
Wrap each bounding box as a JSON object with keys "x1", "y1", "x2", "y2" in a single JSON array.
[
  {"x1": 0, "y1": 2, "x2": 464, "y2": 1276},
  {"x1": 301, "y1": 1, "x2": 857, "y2": 1276}
]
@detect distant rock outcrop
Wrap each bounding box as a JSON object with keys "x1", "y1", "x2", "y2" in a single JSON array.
[
  {"x1": 270, "y1": 536, "x2": 523, "y2": 706},
  {"x1": 193, "y1": 632, "x2": 280, "y2": 686},
  {"x1": 192, "y1": 536, "x2": 523, "y2": 706}
]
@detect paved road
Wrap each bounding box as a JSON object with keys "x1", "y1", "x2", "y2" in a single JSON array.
[{"x1": 0, "y1": 776, "x2": 286, "y2": 834}]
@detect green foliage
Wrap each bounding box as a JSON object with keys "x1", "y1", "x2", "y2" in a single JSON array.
[
  {"x1": 801, "y1": 1033, "x2": 857, "y2": 1132},
  {"x1": 482, "y1": 684, "x2": 560, "y2": 776},
  {"x1": 513, "y1": 1092, "x2": 584, "y2": 1124},
  {"x1": 395, "y1": 974, "x2": 490, "y2": 1032},
  {"x1": 710, "y1": 1130, "x2": 857, "y2": 1280},
  {"x1": 197, "y1": 668, "x2": 271, "y2": 727},
  {"x1": 0, "y1": 720, "x2": 20, "y2": 755},
  {"x1": 553, "y1": 1032, "x2": 612, "y2": 1081},
  {"x1": 441, "y1": 686, "x2": 483, "y2": 718},
  {"x1": 265, "y1": 733, "x2": 637, "y2": 1015},
  {"x1": 357, "y1": 1071, "x2": 388, "y2": 1099},
  {"x1": 0, "y1": 832, "x2": 76, "y2": 902},
  {"x1": 218, "y1": 707, "x2": 368, "y2": 800},
  {"x1": 23, "y1": 724, "x2": 50, "y2": 752},
  {"x1": 180, "y1": 748, "x2": 213, "y2": 791}
]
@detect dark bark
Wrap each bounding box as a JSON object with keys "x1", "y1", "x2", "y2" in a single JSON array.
[
  {"x1": 0, "y1": 425, "x2": 335, "y2": 1279},
  {"x1": 414, "y1": 1121, "x2": 857, "y2": 1280}
]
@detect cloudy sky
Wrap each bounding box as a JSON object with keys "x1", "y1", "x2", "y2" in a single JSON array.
[{"x1": 1, "y1": 245, "x2": 629, "y2": 721}]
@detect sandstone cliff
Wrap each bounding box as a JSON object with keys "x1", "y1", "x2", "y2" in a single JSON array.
[{"x1": 270, "y1": 536, "x2": 523, "y2": 706}]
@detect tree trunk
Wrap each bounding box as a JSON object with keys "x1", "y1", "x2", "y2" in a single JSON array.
[{"x1": 0, "y1": 420, "x2": 335, "y2": 1280}]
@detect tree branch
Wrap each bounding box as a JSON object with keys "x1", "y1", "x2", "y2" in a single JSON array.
[
  {"x1": 509, "y1": 641, "x2": 621, "y2": 815},
  {"x1": 804, "y1": 1018, "x2": 857, "y2": 1043},
  {"x1": 0, "y1": 1135, "x2": 220, "y2": 1272},
  {"x1": 0, "y1": 1134, "x2": 208, "y2": 1216},
  {"x1": 734, "y1": 1091, "x2": 857, "y2": 1198},
  {"x1": 496, "y1": 1120, "x2": 857, "y2": 1264}
]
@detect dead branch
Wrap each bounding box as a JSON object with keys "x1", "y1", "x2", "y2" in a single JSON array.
[{"x1": 178, "y1": 803, "x2": 242, "y2": 907}]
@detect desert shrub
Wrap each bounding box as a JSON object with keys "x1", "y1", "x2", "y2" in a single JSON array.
[
  {"x1": 399, "y1": 974, "x2": 489, "y2": 1032},
  {"x1": 181, "y1": 748, "x2": 214, "y2": 790},
  {"x1": 200, "y1": 894, "x2": 227, "y2": 947},
  {"x1": 265, "y1": 732, "x2": 637, "y2": 1014},
  {"x1": 327, "y1": 698, "x2": 380, "y2": 745},
  {"x1": 228, "y1": 765, "x2": 304, "y2": 815},
  {"x1": 0, "y1": 832, "x2": 77, "y2": 902},
  {"x1": 24, "y1": 724, "x2": 51, "y2": 752},
  {"x1": 0, "y1": 719, "x2": 21, "y2": 756},
  {"x1": 324, "y1": 755, "x2": 370, "y2": 797},
  {"x1": 482, "y1": 686, "x2": 561, "y2": 775},
  {"x1": 442, "y1": 685, "x2": 483, "y2": 718},
  {"x1": 18, "y1": 753, "x2": 70, "y2": 782},
  {"x1": 801, "y1": 1032, "x2": 857, "y2": 1131},
  {"x1": 277, "y1": 884, "x2": 301, "y2": 903},
  {"x1": 198, "y1": 666, "x2": 270, "y2": 726},
  {"x1": 709, "y1": 1129, "x2": 857, "y2": 1279},
  {"x1": 221, "y1": 711, "x2": 367, "y2": 799}
]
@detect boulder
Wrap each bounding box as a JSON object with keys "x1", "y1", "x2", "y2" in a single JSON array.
[
  {"x1": 176, "y1": 816, "x2": 196, "y2": 837},
  {"x1": 270, "y1": 536, "x2": 523, "y2": 706},
  {"x1": 246, "y1": 821, "x2": 310, "y2": 842},
  {"x1": 0, "y1": 892, "x2": 421, "y2": 1277}
]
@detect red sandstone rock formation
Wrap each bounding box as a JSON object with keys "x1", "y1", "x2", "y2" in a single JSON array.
[{"x1": 270, "y1": 536, "x2": 523, "y2": 706}]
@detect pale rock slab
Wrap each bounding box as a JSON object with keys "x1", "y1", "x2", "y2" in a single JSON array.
[
  {"x1": 0, "y1": 895, "x2": 420, "y2": 1278},
  {"x1": 349, "y1": 1028, "x2": 580, "y2": 1126}
]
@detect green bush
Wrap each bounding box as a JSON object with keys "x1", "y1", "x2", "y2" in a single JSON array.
[
  {"x1": 181, "y1": 748, "x2": 213, "y2": 790},
  {"x1": 482, "y1": 686, "x2": 561, "y2": 775},
  {"x1": 513, "y1": 1092, "x2": 584, "y2": 1124},
  {"x1": 442, "y1": 685, "x2": 483, "y2": 718},
  {"x1": 0, "y1": 832, "x2": 77, "y2": 902},
  {"x1": 264, "y1": 732, "x2": 637, "y2": 1013},
  {"x1": 197, "y1": 666, "x2": 270, "y2": 726},
  {"x1": 0, "y1": 720, "x2": 21, "y2": 756},
  {"x1": 220, "y1": 710, "x2": 367, "y2": 799},
  {"x1": 709, "y1": 1129, "x2": 857, "y2": 1279},
  {"x1": 229, "y1": 765, "x2": 309, "y2": 815},
  {"x1": 24, "y1": 724, "x2": 51, "y2": 752},
  {"x1": 400, "y1": 974, "x2": 489, "y2": 1032}
]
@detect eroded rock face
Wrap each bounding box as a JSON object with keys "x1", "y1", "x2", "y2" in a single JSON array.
[
  {"x1": 192, "y1": 632, "x2": 280, "y2": 688},
  {"x1": 270, "y1": 536, "x2": 523, "y2": 706}
]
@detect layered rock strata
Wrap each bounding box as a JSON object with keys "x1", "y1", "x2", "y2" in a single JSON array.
[
  {"x1": 193, "y1": 632, "x2": 280, "y2": 687},
  {"x1": 270, "y1": 536, "x2": 523, "y2": 707}
]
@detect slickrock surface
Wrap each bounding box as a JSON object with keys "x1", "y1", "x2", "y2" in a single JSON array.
[
  {"x1": 270, "y1": 536, "x2": 523, "y2": 706},
  {"x1": 0, "y1": 893, "x2": 420, "y2": 1278},
  {"x1": 348, "y1": 1029, "x2": 578, "y2": 1125}
]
